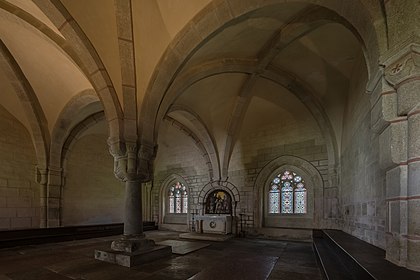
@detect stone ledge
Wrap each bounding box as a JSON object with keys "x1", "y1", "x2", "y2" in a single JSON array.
[
  {"x1": 179, "y1": 232, "x2": 233, "y2": 241},
  {"x1": 94, "y1": 245, "x2": 171, "y2": 267}
]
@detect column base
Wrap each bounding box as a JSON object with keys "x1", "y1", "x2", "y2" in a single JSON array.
[
  {"x1": 110, "y1": 235, "x2": 155, "y2": 253},
  {"x1": 94, "y1": 235, "x2": 172, "y2": 267},
  {"x1": 95, "y1": 245, "x2": 171, "y2": 267}
]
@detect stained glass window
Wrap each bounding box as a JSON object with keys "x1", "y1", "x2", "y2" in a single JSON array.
[
  {"x1": 169, "y1": 195, "x2": 174, "y2": 214},
  {"x1": 294, "y1": 184, "x2": 306, "y2": 213},
  {"x1": 269, "y1": 185, "x2": 280, "y2": 213},
  {"x1": 268, "y1": 170, "x2": 307, "y2": 214},
  {"x1": 281, "y1": 182, "x2": 293, "y2": 213},
  {"x1": 183, "y1": 195, "x2": 188, "y2": 214},
  {"x1": 168, "y1": 182, "x2": 188, "y2": 214}
]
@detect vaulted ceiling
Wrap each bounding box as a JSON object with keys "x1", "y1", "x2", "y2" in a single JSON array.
[{"x1": 0, "y1": 0, "x2": 384, "y2": 176}]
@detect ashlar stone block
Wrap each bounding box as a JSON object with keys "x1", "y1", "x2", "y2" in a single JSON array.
[
  {"x1": 379, "y1": 120, "x2": 407, "y2": 170},
  {"x1": 407, "y1": 199, "x2": 420, "y2": 236},
  {"x1": 408, "y1": 162, "x2": 420, "y2": 196},
  {"x1": 371, "y1": 91, "x2": 397, "y2": 133},
  {"x1": 397, "y1": 81, "x2": 420, "y2": 116},
  {"x1": 407, "y1": 239, "x2": 420, "y2": 272},
  {"x1": 386, "y1": 165, "x2": 408, "y2": 198}
]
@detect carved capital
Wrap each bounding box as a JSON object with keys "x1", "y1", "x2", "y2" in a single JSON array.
[
  {"x1": 107, "y1": 137, "x2": 126, "y2": 158},
  {"x1": 107, "y1": 137, "x2": 158, "y2": 183},
  {"x1": 35, "y1": 166, "x2": 48, "y2": 185},
  {"x1": 113, "y1": 156, "x2": 128, "y2": 182},
  {"x1": 138, "y1": 142, "x2": 157, "y2": 161},
  {"x1": 125, "y1": 141, "x2": 138, "y2": 176},
  {"x1": 383, "y1": 44, "x2": 420, "y2": 116},
  {"x1": 137, "y1": 143, "x2": 158, "y2": 183},
  {"x1": 367, "y1": 65, "x2": 398, "y2": 134},
  {"x1": 384, "y1": 43, "x2": 420, "y2": 87},
  {"x1": 126, "y1": 142, "x2": 137, "y2": 154}
]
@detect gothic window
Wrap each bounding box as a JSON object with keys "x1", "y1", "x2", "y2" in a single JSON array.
[
  {"x1": 281, "y1": 182, "x2": 293, "y2": 214},
  {"x1": 268, "y1": 170, "x2": 307, "y2": 214},
  {"x1": 269, "y1": 184, "x2": 280, "y2": 214},
  {"x1": 168, "y1": 182, "x2": 188, "y2": 214}
]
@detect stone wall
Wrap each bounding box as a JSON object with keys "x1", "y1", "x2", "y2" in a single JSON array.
[
  {"x1": 340, "y1": 54, "x2": 386, "y2": 249},
  {"x1": 153, "y1": 170, "x2": 208, "y2": 231},
  {"x1": 153, "y1": 121, "x2": 209, "y2": 230},
  {"x1": 152, "y1": 101, "x2": 332, "y2": 235},
  {"x1": 226, "y1": 86, "x2": 337, "y2": 232},
  {"x1": 0, "y1": 105, "x2": 39, "y2": 230},
  {"x1": 62, "y1": 133, "x2": 124, "y2": 226},
  {"x1": 229, "y1": 128, "x2": 328, "y2": 232}
]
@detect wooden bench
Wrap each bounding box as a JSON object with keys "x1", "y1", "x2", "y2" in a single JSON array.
[
  {"x1": 0, "y1": 221, "x2": 158, "y2": 248},
  {"x1": 313, "y1": 229, "x2": 420, "y2": 280}
]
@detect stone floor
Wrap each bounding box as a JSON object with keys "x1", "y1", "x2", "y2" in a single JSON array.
[{"x1": 0, "y1": 230, "x2": 323, "y2": 280}]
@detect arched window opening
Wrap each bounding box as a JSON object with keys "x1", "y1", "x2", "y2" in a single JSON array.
[
  {"x1": 168, "y1": 182, "x2": 188, "y2": 214},
  {"x1": 269, "y1": 170, "x2": 307, "y2": 214}
]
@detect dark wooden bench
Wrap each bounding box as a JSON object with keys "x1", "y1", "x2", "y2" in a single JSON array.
[
  {"x1": 313, "y1": 229, "x2": 420, "y2": 280},
  {"x1": 0, "y1": 221, "x2": 158, "y2": 248}
]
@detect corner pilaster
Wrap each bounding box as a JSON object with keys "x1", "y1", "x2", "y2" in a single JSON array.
[
  {"x1": 373, "y1": 43, "x2": 420, "y2": 271},
  {"x1": 46, "y1": 166, "x2": 63, "y2": 228},
  {"x1": 35, "y1": 167, "x2": 48, "y2": 228}
]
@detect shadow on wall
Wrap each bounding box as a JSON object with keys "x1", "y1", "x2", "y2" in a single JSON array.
[
  {"x1": 0, "y1": 105, "x2": 38, "y2": 230},
  {"x1": 62, "y1": 133, "x2": 124, "y2": 226}
]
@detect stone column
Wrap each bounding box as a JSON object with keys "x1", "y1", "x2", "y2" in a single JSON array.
[
  {"x1": 36, "y1": 167, "x2": 48, "y2": 228},
  {"x1": 123, "y1": 179, "x2": 143, "y2": 236},
  {"x1": 46, "y1": 166, "x2": 63, "y2": 227},
  {"x1": 109, "y1": 142, "x2": 154, "y2": 252},
  {"x1": 142, "y1": 182, "x2": 152, "y2": 222},
  {"x1": 96, "y1": 141, "x2": 171, "y2": 267},
  {"x1": 110, "y1": 178, "x2": 155, "y2": 253},
  {"x1": 380, "y1": 43, "x2": 420, "y2": 271},
  {"x1": 407, "y1": 104, "x2": 420, "y2": 271}
]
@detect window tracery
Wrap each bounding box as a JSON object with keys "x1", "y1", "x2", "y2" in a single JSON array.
[
  {"x1": 269, "y1": 170, "x2": 307, "y2": 214},
  {"x1": 168, "y1": 182, "x2": 188, "y2": 214}
]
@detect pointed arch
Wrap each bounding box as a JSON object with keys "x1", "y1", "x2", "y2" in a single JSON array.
[
  {"x1": 254, "y1": 155, "x2": 323, "y2": 228},
  {"x1": 33, "y1": 0, "x2": 123, "y2": 150},
  {"x1": 198, "y1": 180, "x2": 240, "y2": 216},
  {"x1": 151, "y1": 58, "x2": 338, "y2": 188},
  {"x1": 168, "y1": 105, "x2": 221, "y2": 180},
  {"x1": 140, "y1": 0, "x2": 383, "y2": 150},
  {"x1": 0, "y1": 40, "x2": 50, "y2": 170},
  {"x1": 158, "y1": 174, "x2": 189, "y2": 226},
  {"x1": 50, "y1": 90, "x2": 102, "y2": 169}
]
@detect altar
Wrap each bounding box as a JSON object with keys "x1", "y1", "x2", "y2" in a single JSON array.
[
  {"x1": 193, "y1": 189, "x2": 234, "y2": 235},
  {"x1": 195, "y1": 215, "x2": 232, "y2": 234}
]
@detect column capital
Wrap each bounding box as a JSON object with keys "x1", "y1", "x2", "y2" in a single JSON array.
[
  {"x1": 108, "y1": 140, "x2": 158, "y2": 183},
  {"x1": 368, "y1": 67, "x2": 398, "y2": 134},
  {"x1": 35, "y1": 166, "x2": 48, "y2": 185},
  {"x1": 137, "y1": 142, "x2": 158, "y2": 183},
  {"x1": 381, "y1": 43, "x2": 420, "y2": 116},
  {"x1": 107, "y1": 136, "x2": 126, "y2": 158},
  {"x1": 383, "y1": 43, "x2": 420, "y2": 88}
]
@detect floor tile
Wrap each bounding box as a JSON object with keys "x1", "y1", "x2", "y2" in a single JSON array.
[
  {"x1": 0, "y1": 231, "x2": 323, "y2": 280},
  {"x1": 6, "y1": 268, "x2": 71, "y2": 280}
]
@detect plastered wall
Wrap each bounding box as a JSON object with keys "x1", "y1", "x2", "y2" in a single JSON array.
[{"x1": 0, "y1": 105, "x2": 39, "y2": 229}]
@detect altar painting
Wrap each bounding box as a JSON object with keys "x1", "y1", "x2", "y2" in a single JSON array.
[{"x1": 205, "y1": 190, "x2": 232, "y2": 214}]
